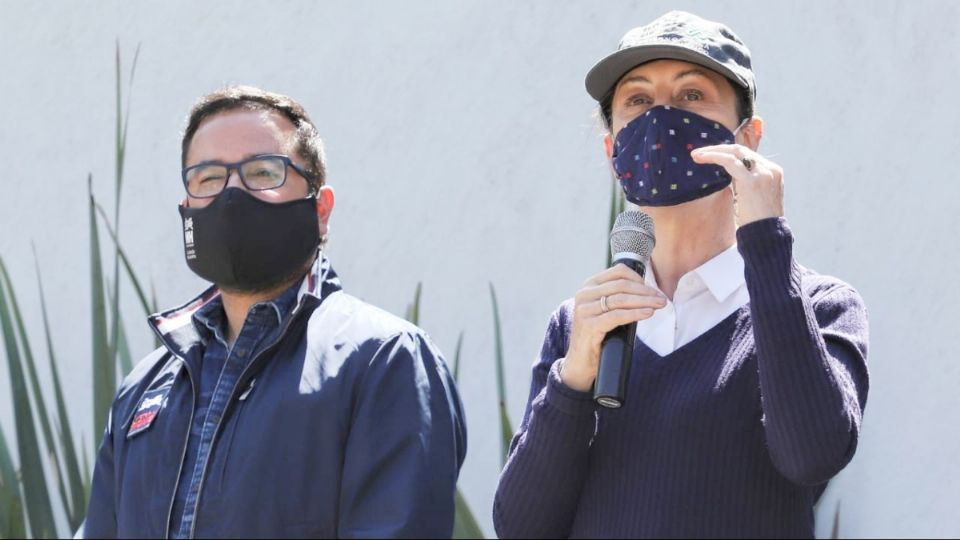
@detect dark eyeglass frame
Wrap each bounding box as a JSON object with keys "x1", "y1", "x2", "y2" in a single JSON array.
[{"x1": 181, "y1": 154, "x2": 315, "y2": 198}]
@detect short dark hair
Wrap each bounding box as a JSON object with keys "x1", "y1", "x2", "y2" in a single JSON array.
[
  {"x1": 181, "y1": 86, "x2": 326, "y2": 191},
  {"x1": 598, "y1": 76, "x2": 754, "y2": 132}
]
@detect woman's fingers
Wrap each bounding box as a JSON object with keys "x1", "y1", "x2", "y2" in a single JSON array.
[
  {"x1": 576, "y1": 278, "x2": 664, "y2": 304},
  {"x1": 582, "y1": 262, "x2": 646, "y2": 287},
  {"x1": 691, "y1": 144, "x2": 785, "y2": 225},
  {"x1": 576, "y1": 292, "x2": 666, "y2": 318}
]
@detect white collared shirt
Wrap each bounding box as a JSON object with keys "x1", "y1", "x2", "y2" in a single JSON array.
[{"x1": 637, "y1": 244, "x2": 750, "y2": 357}]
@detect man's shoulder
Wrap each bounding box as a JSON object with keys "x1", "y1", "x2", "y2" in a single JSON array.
[
  {"x1": 307, "y1": 290, "x2": 432, "y2": 348},
  {"x1": 301, "y1": 291, "x2": 451, "y2": 386},
  {"x1": 117, "y1": 347, "x2": 171, "y2": 393}
]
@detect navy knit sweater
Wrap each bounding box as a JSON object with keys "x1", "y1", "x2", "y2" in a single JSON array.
[{"x1": 493, "y1": 218, "x2": 869, "y2": 539}]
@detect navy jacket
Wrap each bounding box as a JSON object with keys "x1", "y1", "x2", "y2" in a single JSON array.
[{"x1": 84, "y1": 256, "x2": 467, "y2": 538}]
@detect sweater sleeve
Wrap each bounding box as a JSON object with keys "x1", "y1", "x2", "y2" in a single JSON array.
[
  {"x1": 337, "y1": 331, "x2": 467, "y2": 539},
  {"x1": 737, "y1": 217, "x2": 870, "y2": 486},
  {"x1": 493, "y1": 303, "x2": 598, "y2": 539}
]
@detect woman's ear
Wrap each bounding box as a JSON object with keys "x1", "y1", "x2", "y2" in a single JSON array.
[
  {"x1": 603, "y1": 133, "x2": 614, "y2": 160},
  {"x1": 738, "y1": 116, "x2": 764, "y2": 151}
]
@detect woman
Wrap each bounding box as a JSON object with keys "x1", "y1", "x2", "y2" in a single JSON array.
[{"x1": 493, "y1": 11, "x2": 869, "y2": 539}]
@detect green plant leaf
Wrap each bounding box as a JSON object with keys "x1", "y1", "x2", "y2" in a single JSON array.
[
  {"x1": 0, "y1": 258, "x2": 56, "y2": 538},
  {"x1": 831, "y1": 500, "x2": 841, "y2": 539},
  {"x1": 150, "y1": 281, "x2": 158, "y2": 316},
  {"x1": 452, "y1": 332, "x2": 464, "y2": 384},
  {"x1": 0, "y1": 257, "x2": 74, "y2": 530},
  {"x1": 150, "y1": 282, "x2": 160, "y2": 349},
  {"x1": 115, "y1": 42, "x2": 140, "y2": 209},
  {"x1": 89, "y1": 176, "x2": 114, "y2": 454},
  {"x1": 498, "y1": 402, "x2": 514, "y2": 464},
  {"x1": 32, "y1": 247, "x2": 86, "y2": 528},
  {"x1": 452, "y1": 487, "x2": 484, "y2": 539},
  {"x1": 606, "y1": 172, "x2": 626, "y2": 267},
  {"x1": 488, "y1": 283, "x2": 514, "y2": 467},
  {"x1": 80, "y1": 439, "x2": 91, "y2": 501},
  {"x1": 109, "y1": 42, "x2": 140, "y2": 404},
  {"x1": 104, "y1": 278, "x2": 134, "y2": 376},
  {"x1": 404, "y1": 282, "x2": 422, "y2": 326},
  {"x1": 93, "y1": 202, "x2": 155, "y2": 320},
  {"x1": 115, "y1": 304, "x2": 134, "y2": 377},
  {"x1": 114, "y1": 41, "x2": 140, "y2": 213},
  {"x1": 0, "y1": 425, "x2": 26, "y2": 539}
]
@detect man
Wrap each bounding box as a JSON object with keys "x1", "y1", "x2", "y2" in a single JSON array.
[
  {"x1": 83, "y1": 86, "x2": 467, "y2": 538},
  {"x1": 494, "y1": 11, "x2": 868, "y2": 538}
]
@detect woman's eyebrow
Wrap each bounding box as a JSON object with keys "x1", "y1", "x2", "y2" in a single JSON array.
[
  {"x1": 617, "y1": 68, "x2": 713, "y2": 91},
  {"x1": 675, "y1": 68, "x2": 713, "y2": 82},
  {"x1": 618, "y1": 75, "x2": 652, "y2": 87}
]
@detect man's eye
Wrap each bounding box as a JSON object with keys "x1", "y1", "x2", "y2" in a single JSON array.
[{"x1": 199, "y1": 174, "x2": 226, "y2": 184}]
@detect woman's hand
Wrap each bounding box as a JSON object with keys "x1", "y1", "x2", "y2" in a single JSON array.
[
  {"x1": 691, "y1": 144, "x2": 784, "y2": 225},
  {"x1": 561, "y1": 264, "x2": 667, "y2": 392}
]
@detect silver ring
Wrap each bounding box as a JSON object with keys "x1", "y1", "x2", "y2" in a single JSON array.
[
  {"x1": 741, "y1": 157, "x2": 755, "y2": 171},
  {"x1": 600, "y1": 295, "x2": 610, "y2": 313}
]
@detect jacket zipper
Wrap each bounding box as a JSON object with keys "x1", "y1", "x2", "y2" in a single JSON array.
[
  {"x1": 161, "y1": 356, "x2": 196, "y2": 540},
  {"x1": 187, "y1": 302, "x2": 309, "y2": 539}
]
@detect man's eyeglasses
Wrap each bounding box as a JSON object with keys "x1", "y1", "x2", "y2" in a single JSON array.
[{"x1": 182, "y1": 154, "x2": 313, "y2": 198}]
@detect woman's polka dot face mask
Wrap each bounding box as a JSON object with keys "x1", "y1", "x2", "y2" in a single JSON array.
[{"x1": 612, "y1": 105, "x2": 744, "y2": 207}]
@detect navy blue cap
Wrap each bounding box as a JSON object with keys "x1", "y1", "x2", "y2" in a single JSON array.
[{"x1": 585, "y1": 11, "x2": 756, "y2": 103}]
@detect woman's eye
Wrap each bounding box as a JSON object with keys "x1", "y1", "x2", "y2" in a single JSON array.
[
  {"x1": 682, "y1": 90, "x2": 704, "y2": 101},
  {"x1": 626, "y1": 94, "x2": 650, "y2": 107}
]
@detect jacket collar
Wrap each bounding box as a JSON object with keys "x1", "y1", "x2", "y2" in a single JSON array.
[{"x1": 148, "y1": 252, "x2": 342, "y2": 358}]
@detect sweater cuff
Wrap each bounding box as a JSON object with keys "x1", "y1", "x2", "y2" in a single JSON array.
[
  {"x1": 543, "y1": 359, "x2": 597, "y2": 417},
  {"x1": 736, "y1": 217, "x2": 805, "y2": 317},
  {"x1": 736, "y1": 217, "x2": 793, "y2": 261}
]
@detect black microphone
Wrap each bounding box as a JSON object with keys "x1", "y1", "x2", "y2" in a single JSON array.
[{"x1": 594, "y1": 210, "x2": 656, "y2": 409}]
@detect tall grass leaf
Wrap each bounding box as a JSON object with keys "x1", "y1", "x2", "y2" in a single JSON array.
[
  {"x1": 831, "y1": 501, "x2": 841, "y2": 539},
  {"x1": 47, "y1": 417, "x2": 72, "y2": 527},
  {"x1": 114, "y1": 41, "x2": 122, "y2": 207},
  {"x1": 452, "y1": 332, "x2": 464, "y2": 384},
  {"x1": 93, "y1": 202, "x2": 156, "y2": 319},
  {"x1": 606, "y1": 174, "x2": 625, "y2": 267},
  {"x1": 150, "y1": 282, "x2": 158, "y2": 315},
  {"x1": 114, "y1": 298, "x2": 133, "y2": 376},
  {"x1": 0, "y1": 426, "x2": 27, "y2": 539},
  {"x1": 404, "y1": 282, "x2": 422, "y2": 326},
  {"x1": 89, "y1": 176, "x2": 114, "y2": 453},
  {"x1": 0, "y1": 258, "x2": 72, "y2": 527},
  {"x1": 105, "y1": 277, "x2": 133, "y2": 379},
  {"x1": 0, "y1": 260, "x2": 56, "y2": 538},
  {"x1": 488, "y1": 284, "x2": 513, "y2": 467},
  {"x1": 150, "y1": 282, "x2": 160, "y2": 349},
  {"x1": 109, "y1": 43, "x2": 122, "y2": 389},
  {"x1": 110, "y1": 42, "x2": 137, "y2": 390},
  {"x1": 116, "y1": 42, "x2": 140, "y2": 204},
  {"x1": 33, "y1": 247, "x2": 86, "y2": 528},
  {"x1": 80, "y1": 440, "x2": 91, "y2": 500},
  {"x1": 452, "y1": 488, "x2": 484, "y2": 539},
  {"x1": 109, "y1": 42, "x2": 139, "y2": 407}
]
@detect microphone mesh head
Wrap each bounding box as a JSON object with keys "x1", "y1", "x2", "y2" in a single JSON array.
[{"x1": 610, "y1": 210, "x2": 656, "y2": 259}]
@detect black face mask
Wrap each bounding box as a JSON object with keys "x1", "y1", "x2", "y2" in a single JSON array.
[{"x1": 179, "y1": 187, "x2": 319, "y2": 293}]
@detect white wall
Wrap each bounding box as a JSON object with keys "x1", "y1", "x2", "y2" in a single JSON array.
[{"x1": 0, "y1": 1, "x2": 957, "y2": 537}]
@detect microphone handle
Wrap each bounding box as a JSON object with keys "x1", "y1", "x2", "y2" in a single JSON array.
[{"x1": 594, "y1": 258, "x2": 645, "y2": 408}]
